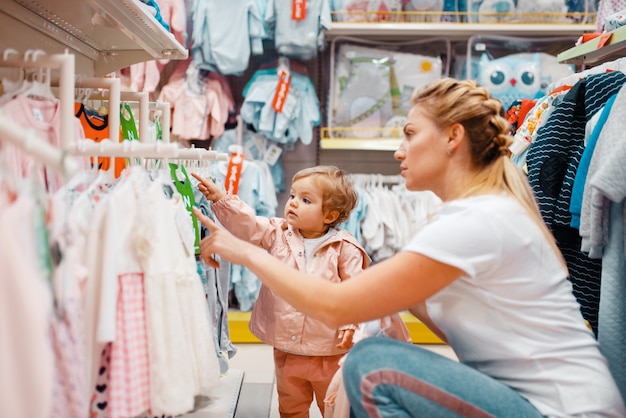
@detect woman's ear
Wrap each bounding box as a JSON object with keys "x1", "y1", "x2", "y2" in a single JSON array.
[
  {"x1": 324, "y1": 210, "x2": 340, "y2": 225},
  {"x1": 446, "y1": 122, "x2": 465, "y2": 154}
]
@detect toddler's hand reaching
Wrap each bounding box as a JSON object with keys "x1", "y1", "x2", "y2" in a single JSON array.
[
  {"x1": 336, "y1": 328, "x2": 355, "y2": 350},
  {"x1": 191, "y1": 172, "x2": 226, "y2": 203}
]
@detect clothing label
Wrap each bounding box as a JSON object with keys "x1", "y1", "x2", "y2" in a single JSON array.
[
  {"x1": 272, "y1": 70, "x2": 291, "y2": 113},
  {"x1": 510, "y1": 134, "x2": 532, "y2": 156},
  {"x1": 597, "y1": 32, "x2": 612, "y2": 49},
  {"x1": 264, "y1": 143, "x2": 282, "y2": 166},
  {"x1": 225, "y1": 152, "x2": 244, "y2": 195},
  {"x1": 169, "y1": 163, "x2": 201, "y2": 254},
  {"x1": 292, "y1": 0, "x2": 306, "y2": 20},
  {"x1": 32, "y1": 107, "x2": 44, "y2": 122},
  {"x1": 120, "y1": 103, "x2": 139, "y2": 141}
]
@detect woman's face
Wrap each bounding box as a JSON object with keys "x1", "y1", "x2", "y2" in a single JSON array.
[{"x1": 394, "y1": 104, "x2": 449, "y2": 193}]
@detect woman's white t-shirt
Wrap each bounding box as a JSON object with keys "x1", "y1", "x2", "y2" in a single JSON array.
[{"x1": 404, "y1": 194, "x2": 625, "y2": 418}]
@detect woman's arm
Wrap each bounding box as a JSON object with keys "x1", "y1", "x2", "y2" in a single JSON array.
[{"x1": 195, "y1": 208, "x2": 464, "y2": 328}]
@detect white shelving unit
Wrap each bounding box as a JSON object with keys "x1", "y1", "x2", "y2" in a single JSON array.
[
  {"x1": 0, "y1": 0, "x2": 188, "y2": 76},
  {"x1": 326, "y1": 22, "x2": 595, "y2": 40},
  {"x1": 557, "y1": 25, "x2": 626, "y2": 65},
  {"x1": 321, "y1": 14, "x2": 595, "y2": 150}
]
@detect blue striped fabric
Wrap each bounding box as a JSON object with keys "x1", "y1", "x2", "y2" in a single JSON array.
[
  {"x1": 527, "y1": 71, "x2": 626, "y2": 228},
  {"x1": 525, "y1": 71, "x2": 626, "y2": 336}
]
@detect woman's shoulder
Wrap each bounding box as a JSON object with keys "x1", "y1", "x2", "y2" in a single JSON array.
[{"x1": 441, "y1": 194, "x2": 522, "y2": 217}]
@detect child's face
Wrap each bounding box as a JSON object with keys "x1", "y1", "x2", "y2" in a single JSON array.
[{"x1": 284, "y1": 176, "x2": 333, "y2": 239}]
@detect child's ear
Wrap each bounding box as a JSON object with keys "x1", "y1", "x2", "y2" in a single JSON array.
[{"x1": 324, "y1": 210, "x2": 340, "y2": 225}]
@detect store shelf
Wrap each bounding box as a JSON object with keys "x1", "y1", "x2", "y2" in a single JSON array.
[
  {"x1": 557, "y1": 25, "x2": 626, "y2": 65},
  {"x1": 0, "y1": 0, "x2": 188, "y2": 76},
  {"x1": 321, "y1": 127, "x2": 403, "y2": 151},
  {"x1": 327, "y1": 22, "x2": 595, "y2": 40},
  {"x1": 321, "y1": 137, "x2": 402, "y2": 151},
  {"x1": 326, "y1": 11, "x2": 595, "y2": 40},
  {"x1": 228, "y1": 311, "x2": 445, "y2": 344}
]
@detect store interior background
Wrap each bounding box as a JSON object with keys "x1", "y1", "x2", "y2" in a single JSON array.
[{"x1": 1, "y1": 1, "x2": 619, "y2": 417}]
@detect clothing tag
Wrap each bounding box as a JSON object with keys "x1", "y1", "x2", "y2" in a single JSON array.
[
  {"x1": 169, "y1": 163, "x2": 201, "y2": 254},
  {"x1": 32, "y1": 107, "x2": 44, "y2": 122},
  {"x1": 292, "y1": 0, "x2": 307, "y2": 20},
  {"x1": 264, "y1": 143, "x2": 282, "y2": 166},
  {"x1": 510, "y1": 134, "x2": 532, "y2": 156},
  {"x1": 272, "y1": 70, "x2": 291, "y2": 113},
  {"x1": 155, "y1": 114, "x2": 163, "y2": 141},
  {"x1": 225, "y1": 152, "x2": 244, "y2": 195},
  {"x1": 120, "y1": 102, "x2": 140, "y2": 173},
  {"x1": 120, "y1": 103, "x2": 139, "y2": 142},
  {"x1": 597, "y1": 32, "x2": 613, "y2": 49}
]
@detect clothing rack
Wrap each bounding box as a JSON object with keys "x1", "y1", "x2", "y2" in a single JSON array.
[
  {"x1": 71, "y1": 76, "x2": 122, "y2": 145},
  {"x1": 150, "y1": 101, "x2": 171, "y2": 143},
  {"x1": 548, "y1": 55, "x2": 626, "y2": 91},
  {"x1": 0, "y1": 110, "x2": 80, "y2": 178},
  {"x1": 118, "y1": 90, "x2": 149, "y2": 142},
  {"x1": 69, "y1": 138, "x2": 228, "y2": 161},
  {"x1": 1, "y1": 49, "x2": 75, "y2": 149},
  {"x1": 350, "y1": 173, "x2": 404, "y2": 188}
]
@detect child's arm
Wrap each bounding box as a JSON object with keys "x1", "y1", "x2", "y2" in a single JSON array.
[
  {"x1": 335, "y1": 240, "x2": 370, "y2": 349},
  {"x1": 191, "y1": 172, "x2": 226, "y2": 203}
]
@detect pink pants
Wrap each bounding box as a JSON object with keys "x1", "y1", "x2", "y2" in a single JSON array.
[{"x1": 273, "y1": 349, "x2": 343, "y2": 418}]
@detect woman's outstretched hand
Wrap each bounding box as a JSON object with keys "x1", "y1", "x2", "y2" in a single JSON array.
[{"x1": 193, "y1": 207, "x2": 250, "y2": 268}]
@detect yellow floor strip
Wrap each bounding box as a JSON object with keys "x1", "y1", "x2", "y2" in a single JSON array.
[{"x1": 228, "y1": 311, "x2": 444, "y2": 344}]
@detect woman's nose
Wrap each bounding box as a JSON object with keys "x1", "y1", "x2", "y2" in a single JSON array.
[{"x1": 394, "y1": 144, "x2": 405, "y2": 160}]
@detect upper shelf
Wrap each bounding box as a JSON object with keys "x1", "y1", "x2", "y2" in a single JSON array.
[
  {"x1": 0, "y1": 0, "x2": 188, "y2": 76},
  {"x1": 325, "y1": 11, "x2": 596, "y2": 40},
  {"x1": 557, "y1": 25, "x2": 626, "y2": 65},
  {"x1": 327, "y1": 22, "x2": 596, "y2": 40}
]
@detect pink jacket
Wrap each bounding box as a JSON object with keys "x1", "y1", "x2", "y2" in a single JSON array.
[{"x1": 211, "y1": 194, "x2": 370, "y2": 356}]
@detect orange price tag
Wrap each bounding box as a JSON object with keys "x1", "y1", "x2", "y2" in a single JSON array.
[
  {"x1": 272, "y1": 70, "x2": 291, "y2": 113},
  {"x1": 225, "y1": 152, "x2": 245, "y2": 195},
  {"x1": 292, "y1": 0, "x2": 306, "y2": 20},
  {"x1": 597, "y1": 32, "x2": 613, "y2": 49}
]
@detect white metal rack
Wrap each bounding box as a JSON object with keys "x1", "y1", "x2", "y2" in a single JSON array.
[
  {"x1": 326, "y1": 21, "x2": 596, "y2": 41},
  {"x1": 0, "y1": 5, "x2": 238, "y2": 416},
  {"x1": 0, "y1": 110, "x2": 80, "y2": 179},
  {"x1": 321, "y1": 12, "x2": 596, "y2": 150}
]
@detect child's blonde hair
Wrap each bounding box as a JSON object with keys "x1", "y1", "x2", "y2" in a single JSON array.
[{"x1": 292, "y1": 165, "x2": 357, "y2": 228}]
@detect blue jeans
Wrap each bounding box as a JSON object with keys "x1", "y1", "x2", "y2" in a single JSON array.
[{"x1": 343, "y1": 338, "x2": 545, "y2": 418}]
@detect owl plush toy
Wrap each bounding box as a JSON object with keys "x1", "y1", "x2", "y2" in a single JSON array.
[{"x1": 477, "y1": 52, "x2": 543, "y2": 110}]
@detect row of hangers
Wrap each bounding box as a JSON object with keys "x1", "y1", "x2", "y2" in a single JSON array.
[{"x1": 0, "y1": 48, "x2": 228, "y2": 181}]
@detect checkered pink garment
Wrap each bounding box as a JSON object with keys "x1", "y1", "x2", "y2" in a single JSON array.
[{"x1": 108, "y1": 273, "x2": 151, "y2": 418}]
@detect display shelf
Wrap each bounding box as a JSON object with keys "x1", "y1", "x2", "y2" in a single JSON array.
[
  {"x1": 322, "y1": 11, "x2": 595, "y2": 149},
  {"x1": 327, "y1": 22, "x2": 596, "y2": 40},
  {"x1": 321, "y1": 137, "x2": 402, "y2": 151},
  {"x1": 182, "y1": 369, "x2": 245, "y2": 418},
  {"x1": 557, "y1": 25, "x2": 626, "y2": 65},
  {"x1": 0, "y1": 0, "x2": 188, "y2": 76},
  {"x1": 326, "y1": 11, "x2": 596, "y2": 40},
  {"x1": 321, "y1": 127, "x2": 403, "y2": 151},
  {"x1": 228, "y1": 311, "x2": 445, "y2": 344}
]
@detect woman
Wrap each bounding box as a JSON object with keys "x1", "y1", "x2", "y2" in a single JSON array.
[{"x1": 193, "y1": 78, "x2": 625, "y2": 417}]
